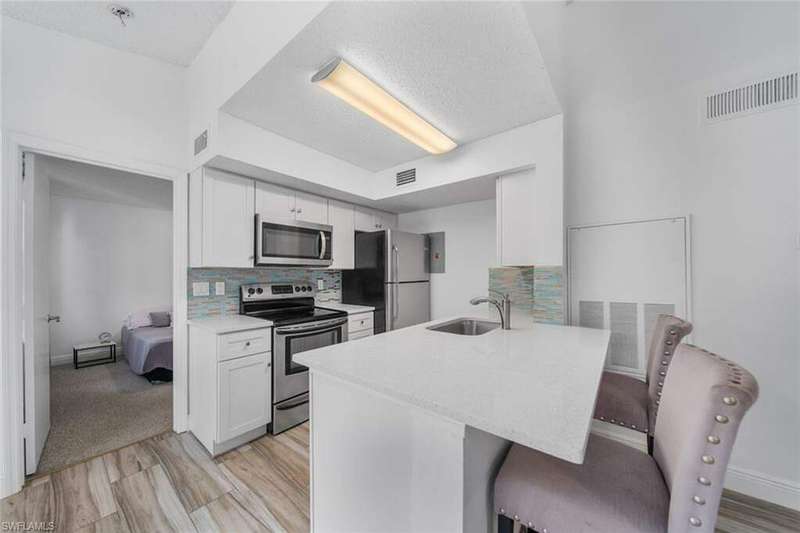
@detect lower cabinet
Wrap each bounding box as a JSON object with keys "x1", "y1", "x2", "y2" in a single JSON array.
[
  {"x1": 218, "y1": 352, "x2": 271, "y2": 442},
  {"x1": 189, "y1": 323, "x2": 272, "y2": 456},
  {"x1": 348, "y1": 311, "x2": 374, "y2": 340}
]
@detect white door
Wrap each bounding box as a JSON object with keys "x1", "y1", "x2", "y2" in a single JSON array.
[
  {"x1": 203, "y1": 169, "x2": 255, "y2": 267},
  {"x1": 328, "y1": 200, "x2": 354, "y2": 270},
  {"x1": 354, "y1": 206, "x2": 377, "y2": 232},
  {"x1": 217, "y1": 352, "x2": 271, "y2": 442},
  {"x1": 23, "y1": 153, "x2": 51, "y2": 474},
  {"x1": 255, "y1": 181, "x2": 295, "y2": 222},
  {"x1": 294, "y1": 191, "x2": 328, "y2": 225}
]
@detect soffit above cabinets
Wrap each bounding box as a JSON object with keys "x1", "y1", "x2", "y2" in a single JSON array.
[
  {"x1": 1, "y1": 1, "x2": 233, "y2": 66},
  {"x1": 221, "y1": 1, "x2": 560, "y2": 172}
]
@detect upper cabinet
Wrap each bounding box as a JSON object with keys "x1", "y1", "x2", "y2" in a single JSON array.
[
  {"x1": 256, "y1": 182, "x2": 329, "y2": 225},
  {"x1": 190, "y1": 168, "x2": 255, "y2": 268},
  {"x1": 328, "y1": 200, "x2": 355, "y2": 270},
  {"x1": 355, "y1": 206, "x2": 398, "y2": 232},
  {"x1": 496, "y1": 168, "x2": 563, "y2": 266}
]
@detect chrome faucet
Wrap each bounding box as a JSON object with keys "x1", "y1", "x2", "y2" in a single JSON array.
[{"x1": 470, "y1": 291, "x2": 511, "y2": 330}]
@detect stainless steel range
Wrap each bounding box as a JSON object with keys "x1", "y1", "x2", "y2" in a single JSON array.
[{"x1": 240, "y1": 283, "x2": 348, "y2": 434}]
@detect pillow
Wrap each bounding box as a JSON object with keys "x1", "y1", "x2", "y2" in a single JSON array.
[
  {"x1": 149, "y1": 312, "x2": 171, "y2": 327},
  {"x1": 127, "y1": 305, "x2": 170, "y2": 329}
]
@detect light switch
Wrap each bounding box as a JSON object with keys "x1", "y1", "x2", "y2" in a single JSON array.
[
  {"x1": 215, "y1": 282, "x2": 225, "y2": 295},
  {"x1": 317, "y1": 279, "x2": 325, "y2": 291},
  {"x1": 192, "y1": 282, "x2": 209, "y2": 297}
]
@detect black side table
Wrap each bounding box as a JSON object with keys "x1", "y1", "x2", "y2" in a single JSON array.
[{"x1": 73, "y1": 341, "x2": 117, "y2": 369}]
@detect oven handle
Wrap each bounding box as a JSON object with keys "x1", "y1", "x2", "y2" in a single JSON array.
[
  {"x1": 274, "y1": 317, "x2": 348, "y2": 334},
  {"x1": 319, "y1": 230, "x2": 327, "y2": 259},
  {"x1": 276, "y1": 393, "x2": 309, "y2": 411}
]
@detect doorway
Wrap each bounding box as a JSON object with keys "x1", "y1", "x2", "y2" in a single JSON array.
[{"x1": 22, "y1": 153, "x2": 176, "y2": 475}]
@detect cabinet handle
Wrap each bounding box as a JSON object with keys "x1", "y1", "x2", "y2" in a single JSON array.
[
  {"x1": 290, "y1": 208, "x2": 296, "y2": 213},
  {"x1": 297, "y1": 208, "x2": 303, "y2": 214},
  {"x1": 245, "y1": 341, "x2": 251, "y2": 347}
]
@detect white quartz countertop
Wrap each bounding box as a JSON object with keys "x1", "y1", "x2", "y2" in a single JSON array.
[
  {"x1": 188, "y1": 315, "x2": 272, "y2": 334},
  {"x1": 316, "y1": 302, "x2": 375, "y2": 314},
  {"x1": 295, "y1": 317, "x2": 611, "y2": 464}
]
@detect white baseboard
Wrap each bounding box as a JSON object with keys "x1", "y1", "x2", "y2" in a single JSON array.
[
  {"x1": 591, "y1": 421, "x2": 800, "y2": 511},
  {"x1": 725, "y1": 466, "x2": 800, "y2": 511},
  {"x1": 50, "y1": 353, "x2": 73, "y2": 366}
]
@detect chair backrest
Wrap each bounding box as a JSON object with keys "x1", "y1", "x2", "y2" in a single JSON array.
[
  {"x1": 653, "y1": 344, "x2": 758, "y2": 532},
  {"x1": 646, "y1": 314, "x2": 693, "y2": 434}
]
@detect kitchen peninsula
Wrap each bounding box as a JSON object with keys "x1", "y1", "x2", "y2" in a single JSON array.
[{"x1": 295, "y1": 316, "x2": 611, "y2": 533}]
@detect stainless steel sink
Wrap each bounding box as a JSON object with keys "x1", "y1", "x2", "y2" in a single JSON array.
[{"x1": 426, "y1": 318, "x2": 500, "y2": 336}]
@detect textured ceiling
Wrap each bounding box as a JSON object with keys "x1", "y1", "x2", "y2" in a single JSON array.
[
  {"x1": 1, "y1": 1, "x2": 233, "y2": 66},
  {"x1": 222, "y1": 2, "x2": 560, "y2": 171},
  {"x1": 42, "y1": 155, "x2": 173, "y2": 211}
]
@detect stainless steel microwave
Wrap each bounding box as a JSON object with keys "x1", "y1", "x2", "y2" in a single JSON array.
[{"x1": 255, "y1": 215, "x2": 333, "y2": 267}]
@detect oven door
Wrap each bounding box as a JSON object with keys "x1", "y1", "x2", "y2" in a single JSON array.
[
  {"x1": 255, "y1": 215, "x2": 333, "y2": 267},
  {"x1": 272, "y1": 317, "x2": 348, "y2": 433}
]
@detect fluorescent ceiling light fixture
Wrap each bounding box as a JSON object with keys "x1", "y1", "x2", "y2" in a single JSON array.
[{"x1": 312, "y1": 58, "x2": 457, "y2": 155}]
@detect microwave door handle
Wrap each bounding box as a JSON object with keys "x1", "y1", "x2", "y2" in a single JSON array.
[
  {"x1": 319, "y1": 231, "x2": 327, "y2": 259},
  {"x1": 254, "y1": 214, "x2": 263, "y2": 264}
]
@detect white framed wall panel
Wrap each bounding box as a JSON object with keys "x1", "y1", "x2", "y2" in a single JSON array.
[{"x1": 567, "y1": 216, "x2": 691, "y2": 377}]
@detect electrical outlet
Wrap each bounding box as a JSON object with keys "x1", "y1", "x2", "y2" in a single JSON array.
[
  {"x1": 215, "y1": 282, "x2": 225, "y2": 295},
  {"x1": 317, "y1": 279, "x2": 325, "y2": 291},
  {"x1": 192, "y1": 282, "x2": 209, "y2": 297}
]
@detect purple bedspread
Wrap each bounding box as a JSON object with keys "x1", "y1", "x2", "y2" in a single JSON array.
[{"x1": 121, "y1": 326, "x2": 173, "y2": 375}]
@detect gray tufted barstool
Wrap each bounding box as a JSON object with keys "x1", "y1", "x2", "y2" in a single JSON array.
[
  {"x1": 494, "y1": 343, "x2": 758, "y2": 533},
  {"x1": 594, "y1": 314, "x2": 693, "y2": 449}
]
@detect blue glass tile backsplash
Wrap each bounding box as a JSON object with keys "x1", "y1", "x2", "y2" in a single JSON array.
[
  {"x1": 188, "y1": 268, "x2": 342, "y2": 319},
  {"x1": 489, "y1": 265, "x2": 564, "y2": 325}
]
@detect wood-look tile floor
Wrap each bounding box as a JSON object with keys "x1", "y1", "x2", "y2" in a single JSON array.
[{"x1": 2, "y1": 422, "x2": 798, "y2": 532}]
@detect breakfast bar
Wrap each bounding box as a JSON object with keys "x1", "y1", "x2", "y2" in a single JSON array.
[{"x1": 295, "y1": 317, "x2": 611, "y2": 533}]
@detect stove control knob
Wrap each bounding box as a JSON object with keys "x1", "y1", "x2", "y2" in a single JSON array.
[
  {"x1": 307, "y1": 285, "x2": 313, "y2": 292},
  {"x1": 256, "y1": 287, "x2": 263, "y2": 294},
  {"x1": 301, "y1": 286, "x2": 307, "y2": 292},
  {"x1": 295, "y1": 286, "x2": 300, "y2": 292},
  {"x1": 247, "y1": 288, "x2": 255, "y2": 295}
]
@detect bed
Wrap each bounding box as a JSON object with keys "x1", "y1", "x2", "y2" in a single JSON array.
[{"x1": 122, "y1": 307, "x2": 173, "y2": 382}]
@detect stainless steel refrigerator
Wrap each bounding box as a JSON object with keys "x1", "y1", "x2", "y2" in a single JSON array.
[{"x1": 341, "y1": 229, "x2": 430, "y2": 333}]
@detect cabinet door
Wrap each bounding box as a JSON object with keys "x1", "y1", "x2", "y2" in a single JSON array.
[
  {"x1": 256, "y1": 181, "x2": 296, "y2": 222},
  {"x1": 202, "y1": 169, "x2": 255, "y2": 267},
  {"x1": 329, "y1": 200, "x2": 355, "y2": 270},
  {"x1": 496, "y1": 169, "x2": 537, "y2": 266},
  {"x1": 295, "y1": 191, "x2": 329, "y2": 225},
  {"x1": 375, "y1": 210, "x2": 398, "y2": 230},
  {"x1": 218, "y1": 352, "x2": 271, "y2": 443},
  {"x1": 354, "y1": 206, "x2": 377, "y2": 232},
  {"x1": 349, "y1": 330, "x2": 373, "y2": 341}
]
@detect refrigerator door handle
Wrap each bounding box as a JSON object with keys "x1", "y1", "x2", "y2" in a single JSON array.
[{"x1": 392, "y1": 245, "x2": 399, "y2": 326}]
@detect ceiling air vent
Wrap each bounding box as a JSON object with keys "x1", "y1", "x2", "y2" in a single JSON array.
[
  {"x1": 706, "y1": 72, "x2": 798, "y2": 123},
  {"x1": 396, "y1": 168, "x2": 416, "y2": 187}
]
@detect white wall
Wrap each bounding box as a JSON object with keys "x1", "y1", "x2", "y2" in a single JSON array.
[
  {"x1": 1, "y1": 16, "x2": 186, "y2": 170},
  {"x1": 526, "y1": 1, "x2": 800, "y2": 508},
  {"x1": 399, "y1": 200, "x2": 495, "y2": 319},
  {"x1": 49, "y1": 194, "x2": 172, "y2": 358}
]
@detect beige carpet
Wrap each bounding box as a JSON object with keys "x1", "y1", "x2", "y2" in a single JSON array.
[{"x1": 36, "y1": 358, "x2": 172, "y2": 474}]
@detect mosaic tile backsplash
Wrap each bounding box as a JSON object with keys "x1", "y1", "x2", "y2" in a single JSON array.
[
  {"x1": 489, "y1": 265, "x2": 564, "y2": 325},
  {"x1": 188, "y1": 268, "x2": 342, "y2": 319}
]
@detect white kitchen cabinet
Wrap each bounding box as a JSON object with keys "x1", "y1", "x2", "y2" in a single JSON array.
[
  {"x1": 255, "y1": 181, "x2": 295, "y2": 222},
  {"x1": 218, "y1": 352, "x2": 271, "y2": 442},
  {"x1": 189, "y1": 319, "x2": 272, "y2": 456},
  {"x1": 329, "y1": 200, "x2": 355, "y2": 270},
  {"x1": 348, "y1": 311, "x2": 374, "y2": 337},
  {"x1": 255, "y1": 182, "x2": 329, "y2": 225},
  {"x1": 189, "y1": 167, "x2": 255, "y2": 268},
  {"x1": 496, "y1": 167, "x2": 563, "y2": 266},
  {"x1": 295, "y1": 191, "x2": 329, "y2": 225},
  {"x1": 354, "y1": 206, "x2": 397, "y2": 232}
]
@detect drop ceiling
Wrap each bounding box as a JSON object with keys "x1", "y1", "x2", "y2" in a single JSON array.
[
  {"x1": 1, "y1": 1, "x2": 233, "y2": 66},
  {"x1": 222, "y1": 1, "x2": 560, "y2": 172}
]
